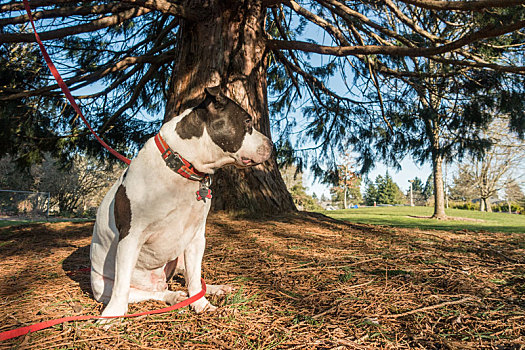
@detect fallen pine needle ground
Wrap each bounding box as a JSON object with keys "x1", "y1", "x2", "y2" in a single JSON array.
[{"x1": 0, "y1": 212, "x2": 524, "y2": 349}]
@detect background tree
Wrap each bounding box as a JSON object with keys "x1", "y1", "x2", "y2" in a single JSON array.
[
  {"x1": 0, "y1": 153, "x2": 120, "y2": 215},
  {"x1": 2, "y1": 1, "x2": 525, "y2": 213},
  {"x1": 456, "y1": 118, "x2": 525, "y2": 211},
  {"x1": 363, "y1": 179, "x2": 378, "y2": 206},
  {"x1": 330, "y1": 177, "x2": 362, "y2": 208},
  {"x1": 363, "y1": 173, "x2": 405, "y2": 205},
  {"x1": 32, "y1": 154, "x2": 121, "y2": 214},
  {"x1": 355, "y1": 18, "x2": 525, "y2": 219},
  {"x1": 503, "y1": 179, "x2": 525, "y2": 213},
  {"x1": 329, "y1": 153, "x2": 361, "y2": 208},
  {"x1": 408, "y1": 177, "x2": 426, "y2": 206},
  {"x1": 288, "y1": 184, "x2": 322, "y2": 211},
  {"x1": 450, "y1": 169, "x2": 478, "y2": 202},
  {"x1": 423, "y1": 174, "x2": 434, "y2": 204},
  {"x1": 0, "y1": 42, "x2": 67, "y2": 166},
  {"x1": 377, "y1": 173, "x2": 405, "y2": 205}
]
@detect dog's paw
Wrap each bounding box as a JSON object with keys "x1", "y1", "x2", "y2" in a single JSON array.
[
  {"x1": 96, "y1": 317, "x2": 120, "y2": 330},
  {"x1": 164, "y1": 290, "x2": 189, "y2": 305},
  {"x1": 97, "y1": 303, "x2": 127, "y2": 328},
  {"x1": 190, "y1": 297, "x2": 217, "y2": 313},
  {"x1": 206, "y1": 284, "x2": 233, "y2": 297}
]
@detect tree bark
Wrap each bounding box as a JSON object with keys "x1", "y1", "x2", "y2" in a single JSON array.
[
  {"x1": 432, "y1": 152, "x2": 447, "y2": 219},
  {"x1": 480, "y1": 197, "x2": 492, "y2": 212},
  {"x1": 163, "y1": 0, "x2": 295, "y2": 214}
]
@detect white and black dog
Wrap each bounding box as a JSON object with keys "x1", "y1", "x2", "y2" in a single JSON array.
[{"x1": 90, "y1": 86, "x2": 272, "y2": 318}]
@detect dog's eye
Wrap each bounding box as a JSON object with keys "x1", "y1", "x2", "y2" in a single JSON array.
[{"x1": 244, "y1": 119, "x2": 253, "y2": 134}]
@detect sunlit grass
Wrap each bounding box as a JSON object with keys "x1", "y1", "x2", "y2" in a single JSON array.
[{"x1": 322, "y1": 206, "x2": 525, "y2": 233}]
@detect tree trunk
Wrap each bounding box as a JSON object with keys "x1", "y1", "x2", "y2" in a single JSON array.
[
  {"x1": 432, "y1": 152, "x2": 447, "y2": 219},
  {"x1": 479, "y1": 196, "x2": 491, "y2": 212},
  {"x1": 163, "y1": 0, "x2": 295, "y2": 214}
]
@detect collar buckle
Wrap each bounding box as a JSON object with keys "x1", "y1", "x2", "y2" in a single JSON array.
[{"x1": 163, "y1": 150, "x2": 185, "y2": 172}]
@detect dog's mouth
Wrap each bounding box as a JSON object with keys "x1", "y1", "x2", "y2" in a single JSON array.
[
  {"x1": 241, "y1": 157, "x2": 254, "y2": 165},
  {"x1": 235, "y1": 157, "x2": 260, "y2": 167}
]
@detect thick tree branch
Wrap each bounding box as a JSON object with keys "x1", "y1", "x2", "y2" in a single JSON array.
[
  {"x1": 0, "y1": 50, "x2": 174, "y2": 100},
  {"x1": 397, "y1": 0, "x2": 525, "y2": 11},
  {"x1": 119, "y1": 0, "x2": 204, "y2": 21},
  {"x1": 0, "y1": 0, "x2": 72, "y2": 12},
  {"x1": 0, "y1": 7, "x2": 151, "y2": 43},
  {"x1": 0, "y1": 3, "x2": 133, "y2": 26},
  {"x1": 267, "y1": 17, "x2": 525, "y2": 59}
]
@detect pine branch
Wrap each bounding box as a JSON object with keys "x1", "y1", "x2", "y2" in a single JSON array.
[
  {"x1": 0, "y1": 3, "x2": 133, "y2": 26},
  {"x1": 119, "y1": 0, "x2": 205, "y2": 21},
  {"x1": 267, "y1": 17, "x2": 525, "y2": 60},
  {"x1": 270, "y1": 7, "x2": 302, "y2": 96},
  {"x1": 284, "y1": 0, "x2": 350, "y2": 46},
  {"x1": 99, "y1": 63, "x2": 160, "y2": 132},
  {"x1": 396, "y1": 0, "x2": 525, "y2": 11},
  {"x1": 0, "y1": 7, "x2": 151, "y2": 43},
  {"x1": 383, "y1": 0, "x2": 442, "y2": 43},
  {"x1": 0, "y1": 0, "x2": 73, "y2": 12},
  {"x1": 316, "y1": 0, "x2": 416, "y2": 47},
  {"x1": 0, "y1": 50, "x2": 174, "y2": 100},
  {"x1": 272, "y1": 49, "x2": 365, "y2": 105}
]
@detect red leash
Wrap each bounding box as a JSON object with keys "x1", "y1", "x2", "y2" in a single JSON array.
[
  {"x1": 0, "y1": 279, "x2": 206, "y2": 341},
  {"x1": 0, "y1": 1, "x2": 208, "y2": 342},
  {"x1": 22, "y1": 0, "x2": 131, "y2": 165}
]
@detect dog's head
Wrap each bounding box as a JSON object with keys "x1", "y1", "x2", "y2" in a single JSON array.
[{"x1": 175, "y1": 86, "x2": 273, "y2": 171}]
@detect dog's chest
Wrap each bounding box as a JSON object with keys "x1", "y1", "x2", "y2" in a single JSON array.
[{"x1": 134, "y1": 200, "x2": 210, "y2": 269}]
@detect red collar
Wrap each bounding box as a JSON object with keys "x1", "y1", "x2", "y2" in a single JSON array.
[{"x1": 154, "y1": 133, "x2": 207, "y2": 182}]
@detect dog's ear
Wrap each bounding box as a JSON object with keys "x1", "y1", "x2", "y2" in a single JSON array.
[
  {"x1": 204, "y1": 86, "x2": 227, "y2": 106},
  {"x1": 205, "y1": 86, "x2": 220, "y2": 97}
]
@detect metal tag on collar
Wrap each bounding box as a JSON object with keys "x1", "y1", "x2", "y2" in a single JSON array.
[
  {"x1": 163, "y1": 150, "x2": 184, "y2": 172},
  {"x1": 196, "y1": 176, "x2": 212, "y2": 202}
]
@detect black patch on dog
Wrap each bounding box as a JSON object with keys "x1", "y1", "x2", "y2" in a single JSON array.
[
  {"x1": 175, "y1": 110, "x2": 205, "y2": 140},
  {"x1": 114, "y1": 184, "x2": 131, "y2": 242},
  {"x1": 195, "y1": 88, "x2": 254, "y2": 153}
]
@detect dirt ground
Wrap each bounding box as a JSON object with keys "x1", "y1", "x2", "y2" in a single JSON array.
[{"x1": 0, "y1": 212, "x2": 524, "y2": 349}]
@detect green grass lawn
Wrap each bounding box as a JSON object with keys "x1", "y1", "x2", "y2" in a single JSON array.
[
  {"x1": 0, "y1": 217, "x2": 92, "y2": 229},
  {"x1": 0, "y1": 220, "x2": 36, "y2": 228},
  {"x1": 322, "y1": 206, "x2": 525, "y2": 233}
]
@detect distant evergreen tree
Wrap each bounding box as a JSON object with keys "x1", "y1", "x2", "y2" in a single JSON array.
[
  {"x1": 363, "y1": 180, "x2": 378, "y2": 206},
  {"x1": 412, "y1": 177, "x2": 424, "y2": 194},
  {"x1": 409, "y1": 177, "x2": 426, "y2": 205},
  {"x1": 376, "y1": 172, "x2": 405, "y2": 205},
  {"x1": 364, "y1": 173, "x2": 405, "y2": 205},
  {"x1": 424, "y1": 174, "x2": 434, "y2": 202}
]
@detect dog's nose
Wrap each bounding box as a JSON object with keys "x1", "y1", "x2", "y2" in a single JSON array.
[{"x1": 256, "y1": 138, "x2": 273, "y2": 162}]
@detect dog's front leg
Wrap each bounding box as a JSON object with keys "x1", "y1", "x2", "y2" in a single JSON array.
[
  {"x1": 184, "y1": 229, "x2": 217, "y2": 313},
  {"x1": 101, "y1": 235, "x2": 141, "y2": 319}
]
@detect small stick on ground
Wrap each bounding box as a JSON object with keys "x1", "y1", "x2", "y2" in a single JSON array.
[{"x1": 382, "y1": 297, "x2": 478, "y2": 319}]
